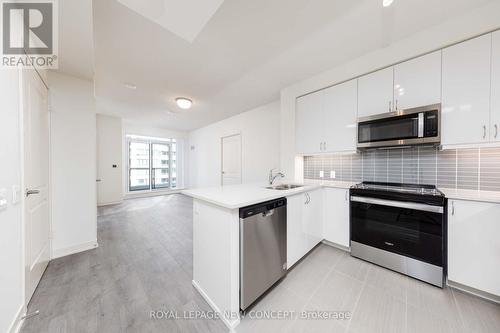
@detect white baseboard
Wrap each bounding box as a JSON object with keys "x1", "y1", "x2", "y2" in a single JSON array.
[
  {"x1": 447, "y1": 280, "x2": 500, "y2": 304},
  {"x1": 97, "y1": 200, "x2": 123, "y2": 207},
  {"x1": 51, "y1": 240, "x2": 98, "y2": 259},
  {"x1": 322, "y1": 239, "x2": 350, "y2": 252},
  {"x1": 191, "y1": 280, "x2": 240, "y2": 330},
  {"x1": 8, "y1": 304, "x2": 25, "y2": 333}
]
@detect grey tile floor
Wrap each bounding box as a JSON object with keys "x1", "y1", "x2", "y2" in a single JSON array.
[{"x1": 20, "y1": 194, "x2": 500, "y2": 333}]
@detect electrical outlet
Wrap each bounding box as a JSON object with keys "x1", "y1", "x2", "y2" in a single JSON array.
[
  {"x1": 319, "y1": 171, "x2": 324, "y2": 178},
  {"x1": 330, "y1": 171, "x2": 336, "y2": 179}
]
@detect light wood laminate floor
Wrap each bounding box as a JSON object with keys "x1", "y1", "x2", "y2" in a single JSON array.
[{"x1": 21, "y1": 194, "x2": 500, "y2": 333}]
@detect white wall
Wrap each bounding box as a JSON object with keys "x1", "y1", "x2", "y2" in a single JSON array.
[
  {"x1": 280, "y1": 2, "x2": 500, "y2": 179},
  {"x1": 96, "y1": 114, "x2": 123, "y2": 205},
  {"x1": 122, "y1": 122, "x2": 189, "y2": 194},
  {"x1": 0, "y1": 69, "x2": 24, "y2": 333},
  {"x1": 188, "y1": 101, "x2": 280, "y2": 188},
  {"x1": 49, "y1": 71, "x2": 98, "y2": 258}
]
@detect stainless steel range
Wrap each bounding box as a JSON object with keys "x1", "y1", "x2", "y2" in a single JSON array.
[{"x1": 349, "y1": 182, "x2": 447, "y2": 287}]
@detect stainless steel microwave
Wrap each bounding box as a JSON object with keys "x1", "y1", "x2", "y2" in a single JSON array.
[{"x1": 357, "y1": 104, "x2": 441, "y2": 149}]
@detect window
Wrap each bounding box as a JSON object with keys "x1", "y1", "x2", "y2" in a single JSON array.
[{"x1": 128, "y1": 137, "x2": 178, "y2": 192}]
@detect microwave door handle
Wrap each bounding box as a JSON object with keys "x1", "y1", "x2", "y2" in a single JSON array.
[{"x1": 418, "y1": 113, "x2": 424, "y2": 138}]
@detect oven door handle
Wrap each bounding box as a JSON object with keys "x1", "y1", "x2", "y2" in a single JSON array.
[{"x1": 350, "y1": 196, "x2": 443, "y2": 214}]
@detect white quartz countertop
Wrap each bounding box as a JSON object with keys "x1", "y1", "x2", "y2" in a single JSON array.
[
  {"x1": 182, "y1": 182, "x2": 321, "y2": 209},
  {"x1": 182, "y1": 182, "x2": 500, "y2": 209},
  {"x1": 439, "y1": 188, "x2": 500, "y2": 204}
]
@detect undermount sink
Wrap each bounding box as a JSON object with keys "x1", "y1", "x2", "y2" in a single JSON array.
[{"x1": 266, "y1": 184, "x2": 303, "y2": 190}]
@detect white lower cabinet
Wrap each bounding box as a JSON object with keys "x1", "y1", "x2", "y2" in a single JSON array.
[
  {"x1": 323, "y1": 187, "x2": 350, "y2": 248},
  {"x1": 448, "y1": 199, "x2": 500, "y2": 297},
  {"x1": 286, "y1": 189, "x2": 323, "y2": 268}
]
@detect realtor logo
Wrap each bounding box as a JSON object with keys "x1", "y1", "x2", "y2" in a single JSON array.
[{"x1": 1, "y1": 0, "x2": 58, "y2": 68}]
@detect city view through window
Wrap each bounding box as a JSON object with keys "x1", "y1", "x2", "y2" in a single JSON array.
[{"x1": 128, "y1": 138, "x2": 177, "y2": 191}]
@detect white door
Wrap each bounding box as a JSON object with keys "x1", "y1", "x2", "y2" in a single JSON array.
[
  {"x1": 295, "y1": 91, "x2": 324, "y2": 154},
  {"x1": 22, "y1": 69, "x2": 50, "y2": 303},
  {"x1": 393, "y1": 51, "x2": 442, "y2": 110},
  {"x1": 442, "y1": 34, "x2": 492, "y2": 145},
  {"x1": 357, "y1": 67, "x2": 394, "y2": 118},
  {"x1": 323, "y1": 80, "x2": 357, "y2": 152},
  {"x1": 448, "y1": 200, "x2": 500, "y2": 296},
  {"x1": 323, "y1": 188, "x2": 350, "y2": 248},
  {"x1": 491, "y1": 31, "x2": 500, "y2": 142},
  {"x1": 221, "y1": 134, "x2": 242, "y2": 186}
]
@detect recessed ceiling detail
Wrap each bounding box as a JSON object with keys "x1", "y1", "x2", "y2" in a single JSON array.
[{"x1": 116, "y1": 0, "x2": 225, "y2": 42}]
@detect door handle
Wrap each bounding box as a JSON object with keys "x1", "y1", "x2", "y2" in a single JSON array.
[
  {"x1": 26, "y1": 189, "x2": 40, "y2": 197},
  {"x1": 483, "y1": 125, "x2": 487, "y2": 139}
]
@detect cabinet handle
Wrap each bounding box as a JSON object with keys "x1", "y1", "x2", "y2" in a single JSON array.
[
  {"x1": 451, "y1": 201, "x2": 455, "y2": 216},
  {"x1": 495, "y1": 124, "x2": 498, "y2": 139},
  {"x1": 323, "y1": 142, "x2": 327, "y2": 151},
  {"x1": 304, "y1": 193, "x2": 309, "y2": 205},
  {"x1": 483, "y1": 125, "x2": 487, "y2": 139},
  {"x1": 389, "y1": 101, "x2": 392, "y2": 112},
  {"x1": 345, "y1": 190, "x2": 348, "y2": 201},
  {"x1": 307, "y1": 193, "x2": 311, "y2": 204},
  {"x1": 395, "y1": 99, "x2": 398, "y2": 111}
]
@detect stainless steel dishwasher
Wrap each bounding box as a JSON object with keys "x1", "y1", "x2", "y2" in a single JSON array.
[{"x1": 240, "y1": 197, "x2": 287, "y2": 311}]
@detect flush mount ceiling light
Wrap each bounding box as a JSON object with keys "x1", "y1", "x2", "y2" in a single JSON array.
[
  {"x1": 176, "y1": 97, "x2": 192, "y2": 110},
  {"x1": 383, "y1": 0, "x2": 394, "y2": 7},
  {"x1": 124, "y1": 83, "x2": 137, "y2": 90}
]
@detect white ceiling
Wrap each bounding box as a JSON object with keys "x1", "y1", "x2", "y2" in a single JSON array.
[
  {"x1": 60, "y1": 0, "x2": 495, "y2": 131},
  {"x1": 116, "y1": 0, "x2": 225, "y2": 42}
]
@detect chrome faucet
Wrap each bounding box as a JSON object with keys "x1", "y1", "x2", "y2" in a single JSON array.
[{"x1": 268, "y1": 168, "x2": 285, "y2": 185}]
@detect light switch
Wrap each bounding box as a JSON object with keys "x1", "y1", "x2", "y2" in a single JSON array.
[
  {"x1": 0, "y1": 188, "x2": 7, "y2": 211},
  {"x1": 12, "y1": 185, "x2": 20, "y2": 204},
  {"x1": 330, "y1": 171, "x2": 336, "y2": 179},
  {"x1": 319, "y1": 171, "x2": 324, "y2": 178}
]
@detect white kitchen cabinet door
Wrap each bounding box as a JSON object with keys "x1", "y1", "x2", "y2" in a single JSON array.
[
  {"x1": 358, "y1": 67, "x2": 394, "y2": 118},
  {"x1": 295, "y1": 91, "x2": 324, "y2": 154},
  {"x1": 442, "y1": 34, "x2": 492, "y2": 145},
  {"x1": 394, "y1": 51, "x2": 441, "y2": 110},
  {"x1": 286, "y1": 194, "x2": 305, "y2": 268},
  {"x1": 491, "y1": 31, "x2": 500, "y2": 142},
  {"x1": 323, "y1": 188, "x2": 350, "y2": 248},
  {"x1": 448, "y1": 199, "x2": 500, "y2": 297},
  {"x1": 323, "y1": 80, "x2": 358, "y2": 152},
  {"x1": 302, "y1": 189, "x2": 324, "y2": 253}
]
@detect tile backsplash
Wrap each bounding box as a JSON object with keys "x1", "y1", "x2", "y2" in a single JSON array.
[{"x1": 303, "y1": 147, "x2": 500, "y2": 191}]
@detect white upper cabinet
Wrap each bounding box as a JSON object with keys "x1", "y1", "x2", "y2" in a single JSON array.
[
  {"x1": 295, "y1": 79, "x2": 357, "y2": 154},
  {"x1": 491, "y1": 31, "x2": 500, "y2": 142},
  {"x1": 295, "y1": 91, "x2": 324, "y2": 154},
  {"x1": 394, "y1": 51, "x2": 442, "y2": 110},
  {"x1": 442, "y1": 34, "x2": 492, "y2": 145},
  {"x1": 323, "y1": 80, "x2": 358, "y2": 152},
  {"x1": 357, "y1": 67, "x2": 394, "y2": 118}
]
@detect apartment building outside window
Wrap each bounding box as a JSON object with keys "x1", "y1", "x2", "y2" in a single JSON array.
[{"x1": 128, "y1": 136, "x2": 178, "y2": 192}]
